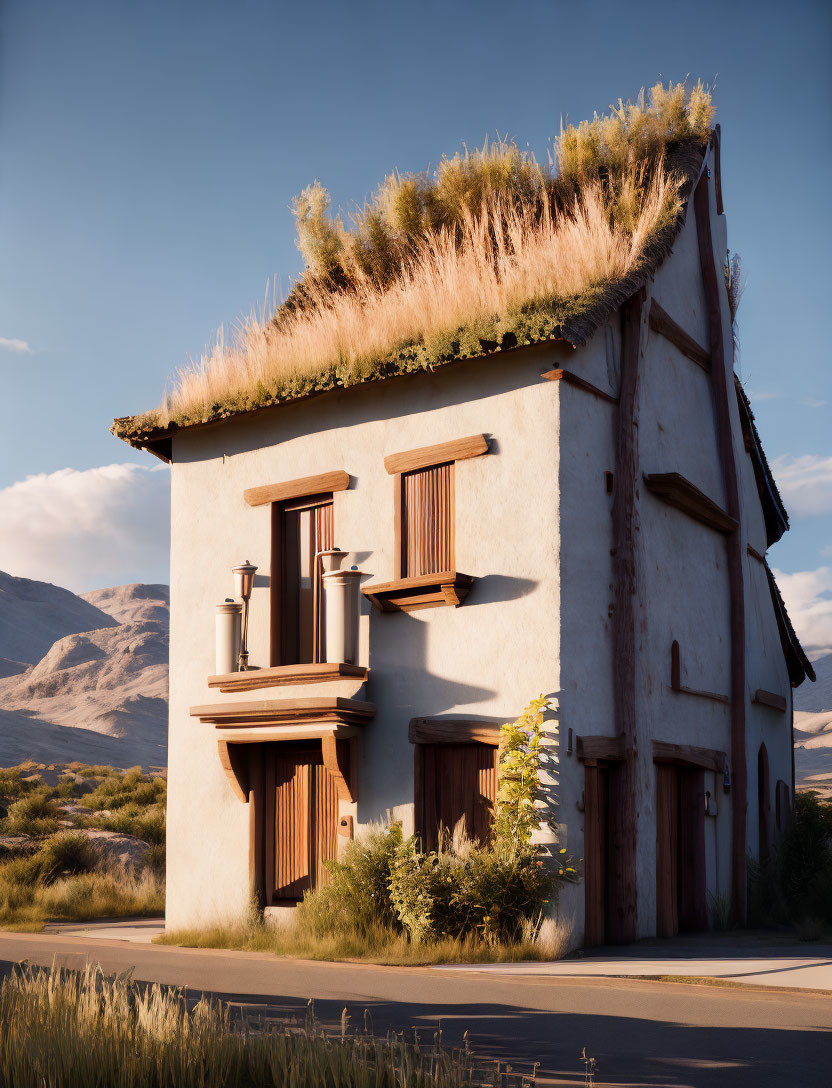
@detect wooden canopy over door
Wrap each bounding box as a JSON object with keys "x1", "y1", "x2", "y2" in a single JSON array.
[
  {"x1": 655, "y1": 763, "x2": 707, "y2": 936},
  {"x1": 261, "y1": 743, "x2": 338, "y2": 903}
]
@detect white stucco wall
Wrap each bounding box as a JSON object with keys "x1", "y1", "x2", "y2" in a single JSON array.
[{"x1": 165, "y1": 347, "x2": 563, "y2": 929}]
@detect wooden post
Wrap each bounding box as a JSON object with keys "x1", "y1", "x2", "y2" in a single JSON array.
[
  {"x1": 608, "y1": 286, "x2": 647, "y2": 943},
  {"x1": 694, "y1": 165, "x2": 748, "y2": 924}
]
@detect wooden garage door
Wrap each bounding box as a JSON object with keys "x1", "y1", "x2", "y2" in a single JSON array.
[
  {"x1": 416, "y1": 742, "x2": 498, "y2": 851},
  {"x1": 266, "y1": 747, "x2": 338, "y2": 901}
]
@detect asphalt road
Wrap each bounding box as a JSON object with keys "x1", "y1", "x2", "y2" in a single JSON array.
[{"x1": 0, "y1": 929, "x2": 830, "y2": 1087}]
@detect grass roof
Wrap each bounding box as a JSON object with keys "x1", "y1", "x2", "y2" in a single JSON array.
[{"x1": 113, "y1": 81, "x2": 714, "y2": 448}]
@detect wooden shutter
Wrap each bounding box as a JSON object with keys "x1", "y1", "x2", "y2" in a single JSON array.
[
  {"x1": 402, "y1": 463, "x2": 453, "y2": 577},
  {"x1": 416, "y1": 742, "x2": 497, "y2": 851}
]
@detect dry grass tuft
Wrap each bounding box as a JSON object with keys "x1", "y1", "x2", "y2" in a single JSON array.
[
  {"x1": 112, "y1": 80, "x2": 713, "y2": 442},
  {"x1": 0, "y1": 961, "x2": 483, "y2": 1087}
]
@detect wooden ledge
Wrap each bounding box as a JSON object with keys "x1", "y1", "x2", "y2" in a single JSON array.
[
  {"x1": 671, "y1": 640, "x2": 730, "y2": 705},
  {"x1": 191, "y1": 696, "x2": 375, "y2": 728},
  {"x1": 753, "y1": 689, "x2": 788, "y2": 713},
  {"x1": 541, "y1": 368, "x2": 618, "y2": 405},
  {"x1": 644, "y1": 472, "x2": 738, "y2": 535},
  {"x1": 384, "y1": 435, "x2": 488, "y2": 475},
  {"x1": 576, "y1": 735, "x2": 632, "y2": 763},
  {"x1": 409, "y1": 718, "x2": 501, "y2": 746},
  {"x1": 244, "y1": 470, "x2": 350, "y2": 508},
  {"x1": 208, "y1": 662, "x2": 367, "y2": 693},
  {"x1": 747, "y1": 543, "x2": 766, "y2": 564},
  {"x1": 653, "y1": 740, "x2": 727, "y2": 774},
  {"x1": 648, "y1": 299, "x2": 711, "y2": 373},
  {"x1": 362, "y1": 572, "x2": 474, "y2": 612}
]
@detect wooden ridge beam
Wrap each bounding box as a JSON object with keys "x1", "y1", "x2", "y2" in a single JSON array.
[{"x1": 648, "y1": 299, "x2": 712, "y2": 373}]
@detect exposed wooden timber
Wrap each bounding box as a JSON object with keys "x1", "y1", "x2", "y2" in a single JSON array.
[
  {"x1": 608, "y1": 285, "x2": 648, "y2": 944},
  {"x1": 244, "y1": 470, "x2": 350, "y2": 508},
  {"x1": 644, "y1": 472, "x2": 737, "y2": 535},
  {"x1": 713, "y1": 124, "x2": 724, "y2": 216},
  {"x1": 208, "y1": 662, "x2": 367, "y2": 692},
  {"x1": 695, "y1": 162, "x2": 748, "y2": 925},
  {"x1": 671, "y1": 640, "x2": 730, "y2": 704},
  {"x1": 746, "y1": 543, "x2": 765, "y2": 564},
  {"x1": 576, "y1": 734, "x2": 631, "y2": 763},
  {"x1": 541, "y1": 368, "x2": 619, "y2": 405},
  {"x1": 409, "y1": 718, "x2": 502, "y2": 746},
  {"x1": 648, "y1": 299, "x2": 712, "y2": 372},
  {"x1": 652, "y1": 739, "x2": 727, "y2": 774},
  {"x1": 361, "y1": 571, "x2": 474, "y2": 612},
  {"x1": 142, "y1": 439, "x2": 172, "y2": 463},
  {"x1": 383, "y1": 434, "x2": 489, "y2": 475},
  {"x1": 191, "y1": 696, "x2": 375, "y2": 729},
  {"x1": 752, "y1": 689, "x2": 788, "y2": 713}
]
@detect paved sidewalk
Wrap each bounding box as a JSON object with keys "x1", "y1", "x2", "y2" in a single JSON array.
[{"x1": 42, "y1": 918, "x2": 165, "y2": 944}]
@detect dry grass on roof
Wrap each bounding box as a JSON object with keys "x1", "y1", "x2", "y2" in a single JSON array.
[{"x1": 112, "y1": 81, "x2": 713, "y2": 444}]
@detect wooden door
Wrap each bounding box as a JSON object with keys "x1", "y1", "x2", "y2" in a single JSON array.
[
  {"x1": 416, "y1": 742, "x2": 497, "y2": 851},
  {"x1": 266, "y1": 746, "x2": 338, "y2": 902},
  {"x1": 655, "y1": 763, "x2": 679, "y2": 937},
  {"x1": 584, "y1": 762, "x2": 609, "y2": 947},
  {"x1": 655, "y1": 763, "x2": 707, "y2": 936}
]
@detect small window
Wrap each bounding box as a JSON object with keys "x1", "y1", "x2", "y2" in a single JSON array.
[
  {"x1": 272, "y1": 493, "x2": 333, "y2": 665},
  {"x1": 401, "y1": 462, "x2": 454, "y2": 577}
]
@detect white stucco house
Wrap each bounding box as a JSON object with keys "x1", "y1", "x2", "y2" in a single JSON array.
[{"x1": 115, "y1": 123, "x2": 813, "y2": 945}]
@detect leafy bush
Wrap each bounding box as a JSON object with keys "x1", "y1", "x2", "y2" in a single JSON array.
[
  {"x1": 296, "y1": 824, "x2": 403, "y2": 937},
  {"x1": 1, "y1": 791, "x2": 59, "y2": 837},
  {"x1": 388, "y1": 833, "x2": 564, "y2": 944},
  {"x1": 296, "y1": 696, "x2": 578, "y2": 948},
  {"x1": 749, "y1": 792, "x2": 832, "y2": 933}
]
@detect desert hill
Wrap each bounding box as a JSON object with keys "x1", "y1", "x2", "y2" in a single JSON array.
[
  {"x1": 0, "y1": 570, "x2": 117, "y2": 678},
  {"x1": 0, "y1": 576, "x2": 168, "y2": 769},
  {"x1": 794, "y1": 651, "x2": 832, "y2": 799}
]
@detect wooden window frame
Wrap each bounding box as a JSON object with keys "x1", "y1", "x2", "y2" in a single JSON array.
[{"x1": 270, "y1": 492, "x2": 333, "y2": 668}]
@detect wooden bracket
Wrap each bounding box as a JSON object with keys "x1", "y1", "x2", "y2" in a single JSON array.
[
  {"x1": 217, "y1": 740, "x2": 250, "y2": 803},
  {"x1": 322, "y1": 734, "x2": 357, "y2": 803}
]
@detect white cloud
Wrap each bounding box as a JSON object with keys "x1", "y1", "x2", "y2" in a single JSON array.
[
  {"x1": 771, "y1": 454, "x2": 832, "y2": 518},
  {"x1": 772, "y1": 566, "x2": 832, "y2": 658},
  {"x1": 0, "y1": 464, "x2": 170, "y2": 592},
  {"x1": 0, "y1": 337, "x2": 33, "y2": 354}
]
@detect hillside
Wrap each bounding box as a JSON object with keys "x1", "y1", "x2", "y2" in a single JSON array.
[
  {"x1": 794, "y1": 652, "x2": 832, "y2": 799},
  {"x1": 0, "y1": 570, "x2": 117, "y2": 678},
  {"x1": 0, "y1": 576, "x2": 168, "y2": 769}
]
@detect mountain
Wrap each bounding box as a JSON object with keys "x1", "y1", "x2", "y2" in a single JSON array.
[
  {"x1": 0, "y1": 570, "x2": 117, "y2": 678},
  {"x1": 0, "y1": 576, "x2": 168, "y2": 769},
  {"x1": 794, "y1": 652, "x2": 832, "y2": 800}
]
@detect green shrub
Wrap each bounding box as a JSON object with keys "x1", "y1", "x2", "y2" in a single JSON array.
[
  {"x1": 1, "y1": 792, "x2": 59, "y2": 837},
  {"x1": 35, "y1": 834, "x2": 95, "y2": 884},
  {"x1": 749, "y1": 792, "x2": 832, "y2": 931}
]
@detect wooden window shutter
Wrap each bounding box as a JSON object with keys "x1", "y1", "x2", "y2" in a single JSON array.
[{"x1": 402, "y1": 462, "x2": 453, "y2": 577}]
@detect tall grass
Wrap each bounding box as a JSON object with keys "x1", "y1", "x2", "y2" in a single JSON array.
[
  {"x1": 113, "y1": 80, "x2": 712, "y2": 439},
  {"x1": 149, "y1": 168, "x2": 680, "y2": 430},
  {"x1": 0, "y1": 962, "x2": 485, "y2": 1088}
]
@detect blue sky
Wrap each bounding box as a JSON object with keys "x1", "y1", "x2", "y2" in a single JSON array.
[{"x1": 1, "y1": 0, "x2": 830, "y2": 648}]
